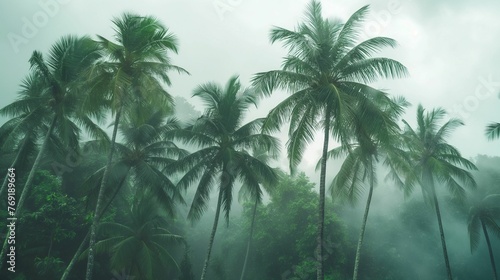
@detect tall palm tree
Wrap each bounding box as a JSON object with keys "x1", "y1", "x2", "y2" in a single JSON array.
[
  {"x1": 251, "y1": 2, "x2": 408, "y2": 278},
  {"x1": 328, "y1": 96, "x2": 408, "y2": 280},
  {"x1": 170, "y1": 76, "x2": 279, "y2": 280},
  {"x1": 468, "y1": 194, "x2": 500, "y2": 280},
  {"x1": 87, "y1": 191, "x2": 184, "y2": 280},
  {"x1": 486, "y1": 122, "x2": 500, "y2": 140},
  {"x1": 83, "y1": 13, "x2": 188, "y2": 280},
  {"x1": 397, "y1": 104, "x2": 477, "y2": 280},
  {"x1": 0, "y1": 35, "x2": 104, "y2": 269}
]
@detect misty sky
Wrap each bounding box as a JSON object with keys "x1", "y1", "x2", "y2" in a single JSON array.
[{"x1": 1, "y1": 0, "x2": 499, "y2": 178}]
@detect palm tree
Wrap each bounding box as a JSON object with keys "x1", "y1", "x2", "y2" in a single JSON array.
[
  {"x1": 82, "y1": 105, "x2": 187, "y2": 216},
  {"x1": 87, "y1": 191, "x2": 184, "y2": 280},
  {"x1": 251, "y1": 2, "x2": 408, "y2": 278},
  {"x1": 238, "y1": 147, "x2": 280, "y2": 280},
  {"x1": 170, "y1": 76, "x2": 279, "y2": 280},
  {"x1": 62, "y1": 107, "x2": 186, "y2": 280},
  {"x1": 0, "y1": 114, "x2": 38, "y2": 197},
  {"x1": 486, "y1": 122, "x2": 500, "y2": 140},
  {"x1": 328, "y1": 96, "x2": 408, "y2": 280},
  {"x1": 83, "y1": 13, "x2": 188, "y2": 280},
  {"x1": 397, "y1": 104, "x2": 477, "y2": 280},
  {"x1": 0, "y1": 35, "x2": 103, "y2": 269},
  {"x1": 468, "y1": 194, "x2": 500, "y2": 280}
]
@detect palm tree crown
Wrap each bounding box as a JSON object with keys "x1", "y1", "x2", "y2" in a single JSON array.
[{"x1": 171, "y1": 75, "x2": 279, "y2": 280}]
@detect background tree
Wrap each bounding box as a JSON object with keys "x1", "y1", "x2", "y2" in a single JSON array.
[
  {"x1": 238, "y1": 146, "x2": 279, "y2": 280},
  {"x1": 86, "y1": 191, "x2": 184, "y2": 280},
  {"x1": 81, "y1": 105, "x2": 187, "y2": 217},
  {"x1": 396, "y1": 104, "x2": 477, "y2": 280},
  {"x1": 468, "y1": 194, "x2": 500, "y2": 280},
  {"x1": 178, "y1": 248, "x2": 196, "y2": 280},
  {"x1": 170, "y1": 76, "x2": 279, "y2": 280},
  {"x1": 234, "y1": 172, "x2": 351, "y2": 279},
  {"x1": 0, "y1": 171, "x2": 88, "y2": 280},
  {"x1": 328, "y1": 96, "x2": 408, "y2": 280}
]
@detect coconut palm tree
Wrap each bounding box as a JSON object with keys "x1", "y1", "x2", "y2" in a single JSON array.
[
  {"x1": 83, "y1": 13, "x2": 188, "y2": 279},
  {"x1": 238, "y1": 146, "x2": 280, "y2": 280},
  {"x1": 170, "y1": 76, "x2": 279, "y2": 280},
  {"x1": 327, "y1": 96, "x2": 408, "y2": 280},
  {"x1": 468, "y1": 194, "x2": 500, "y2": 280},
  {"x1": 251, "y1": 2, "x2": 408, "y2": 278},
  {"x1": 86, "y1": 191, "x2": 184, "y2": 280},
  {"x1": 486, "y1": 122, "x2": 500, "y2": 140},
  {"x1": 82, "y1": 105, "x2": 187, "y2": 216},
  {"x1": 397, "y1": 104, "x2": 477, "y2": 280},
  {"x1": 0, "y1": 35, "x2": 104, "y2": 269}
]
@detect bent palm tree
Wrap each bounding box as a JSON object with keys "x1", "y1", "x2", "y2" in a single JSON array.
[
  {"x1": 328, "y1": 97, "x2": 408, "y2": 280},
  {"x1": 84, "y1": 13, "x2": 188, "y2": 280},
  {"x1": 251, "y1": 2, "x2": 408, "y2": 278},
  {"x1": 0, "y1": 35, "x2": 103, "y2": 269},
  {"x1": 468, "y1": 194, "x2": 500, "y2": 280},
  {"x1": 398, "y1": 104, "x2": 477, "y2": 280},
  {"x1": 171, "y1": 76, "x2": 279, "y2": 280}
]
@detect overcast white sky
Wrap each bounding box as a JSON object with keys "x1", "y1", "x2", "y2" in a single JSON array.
[{"x1": 1, "y1": 0, "x2": 499, "y2": 179}]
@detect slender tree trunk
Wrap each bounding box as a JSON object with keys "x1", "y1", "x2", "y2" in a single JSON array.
[
  {"x1": 0, "y1": 135, "x2": 30, "y2": 197},
  {"x1": 85, "y1": 105, "x2": 123, "y2": 280},
  {"x1": 427, "y1": 171, "x2": 453, "y2": 280},
  {"x1": 61, "y1": 232, "x2": 89, "y2": 280},
  {"x1": 61, "y1": 171, "x2": 128, "y2": 280},
  {"x1": 200, "y1": 190, "x2": 224, "y2": 280},
  {"x1": 352, "y1": 161, "x2": 374, "y2": 280},
  {"x1": 481, "y1": 219, "x2": 498, "y2": 280},
  {"x1": 239, "y1": 198, "x2": 258, "y2": 280},
  {"x1": 48, "y1": 231, "x2": 54, "y2": 258},
  {"x1": 0, "y1": 115, "x2": 57, "y2": 270},
  {"x1": 317, "y1": 107, "x2": 331, "y2": 280}
]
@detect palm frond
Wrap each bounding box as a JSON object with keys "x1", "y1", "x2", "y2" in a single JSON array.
[{"x1": 485, "y1": 122, "x2": 500, "y2": 140}]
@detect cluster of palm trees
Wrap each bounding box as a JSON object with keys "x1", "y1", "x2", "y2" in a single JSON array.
[{"x1": 0, "y1": 1, "x2": 498, "y2": 280}]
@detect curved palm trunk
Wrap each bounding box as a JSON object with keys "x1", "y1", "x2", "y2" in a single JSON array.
[
  {"x1": 61, "y1": 231, "x2": 89, "y2": 280},
  {"x1": 0, "y1": 115, "x2": 57, "y2": 270},
  {"x1": 200, "y1": 189, "x2": 224, "y2": 280},
  {"x1": 427, "y1": 170, "x2": 453, "y2": 280},
  {"x1": 0, "y1": 135, "x2": 31, "y2": 197},
  {"x1": 85, "y1": 105, "x2": 123, "y2": 280},
  {"x1": 481, "y1": 218, "x2": 498, "y2": 280},
  {"x1": 352, "y1": 161, "x2": 374, "y2": 280},
  {"x1": 317, "y1": 107, "x2": 331, "y2": 280},
  {"x1": 61, "y1": 171, "x2": 129, "y2": 280},
  {"x1": 239, "y1": 198, "x2": 259, "y2": 280}
]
